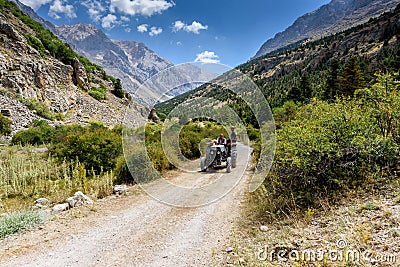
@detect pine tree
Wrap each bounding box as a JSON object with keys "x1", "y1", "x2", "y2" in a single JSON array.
[
  {"x1": 325, "y1": 59, "x2": 340, "y2": 100},
  {"x1": 339, "y1": 57, "x2": 366, "y2": 96}
]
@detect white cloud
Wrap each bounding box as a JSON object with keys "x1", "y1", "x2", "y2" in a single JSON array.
[
  {"x1": 124, "y1": 28, "x2": 132, "y2": 33},
  {"x1": 195, "y1": 51, "x2": 220, "y2": 64},
  {"x1": 110, "y1": 0, "x2": 174, "y2": 16},
  {"x1": 121, "y1": 16, "x2": 130, "y2": 22},
  {"x1": 172, "y1": 20, "x2": 185, "y2": 31},
  {"x1": 19, "y1": 0, "x2": 52, "y2": 10},
  {"x1": 137, "y1": 24, "x2": 148, "y2": 33},
  {"x1": 149, "y1": 26, "x2": 162, "y2": 36},
  {"x1": 173, "y1": 20, "x2": 208, "y2": 34},
  {"x1": 48, "y1": 0, "x2": 77, "y2": 19},
  {"x1": 82, "y1": 0, "x2": 106, "y2": 22},
  {"x1": 102, "y1": 14, "x2": 118, "y2": 29}
]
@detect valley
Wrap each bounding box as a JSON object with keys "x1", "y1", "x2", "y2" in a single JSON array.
[{"x1": 0, "y1": 0, "x2": 399, "y2": 266}]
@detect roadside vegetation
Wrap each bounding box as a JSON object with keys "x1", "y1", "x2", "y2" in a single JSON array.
[
  {"x1": 157, "y1": 7, "x2": 400, "y2": 265},
  {"x1": 0, "y1": 210, "x2": 45, "y2": 238},
  {"x1": 1, "y1": 119, "x2": 228, "y2": 215}
]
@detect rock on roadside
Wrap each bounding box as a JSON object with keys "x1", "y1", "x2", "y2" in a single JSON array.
[
  {"x1": 66, "y1": 191, "x2": 93, "y2": 208},
  {"x1": 51, "y1": 203, "x2": 69, "y2": 213}
]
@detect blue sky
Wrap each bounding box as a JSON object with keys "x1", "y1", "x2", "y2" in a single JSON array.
[{"x1": 20, "y1": 0, "x2": 331, "y2": 67}]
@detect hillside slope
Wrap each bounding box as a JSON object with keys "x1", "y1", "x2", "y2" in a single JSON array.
[
  {"x1": 254, "y1": 0, "x2": 400, "y2": 58},
  {"x1": 0, "y1": 0, "x2": 146, "y2": 137},
  {"x1": 157, "y1": 4, "x2": 400, "y2": 116}
]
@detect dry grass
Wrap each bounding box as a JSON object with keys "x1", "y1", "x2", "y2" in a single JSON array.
[
  {"x1": 221, "y1": 178, "x2": 400, "y2": 266},
  {"x1": 0, "y1": 145, "x2": 114, "y2": 213}
]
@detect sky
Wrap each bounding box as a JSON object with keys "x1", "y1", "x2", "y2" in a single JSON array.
[{"x1": 20, "y1": 0, "x2": 331, "y2": 67}]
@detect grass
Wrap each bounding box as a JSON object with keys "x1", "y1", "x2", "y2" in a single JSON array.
[
  {"x1": 0, "y1": 145, "x2": 114, "y2": 213},
  {"x1": 0, "y1": 210, "x2": 45, "y2": 238},
  {"x1": 222, "y1": 178, "x2": 400, "y2": 266},
  {"x1": 18, "y1": 97, "x2": 55, "y2": 121}
]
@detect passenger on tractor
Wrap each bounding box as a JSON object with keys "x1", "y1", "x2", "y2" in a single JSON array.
[{"x1": 217, "y1": 133, "x2": 226, "y2": 145}]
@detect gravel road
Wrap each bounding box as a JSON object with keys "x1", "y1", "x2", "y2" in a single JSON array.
[{"x1": 0, "y1": 143, "x2": 252, "y2": 267}]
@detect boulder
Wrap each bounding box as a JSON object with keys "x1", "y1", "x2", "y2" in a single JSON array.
[
  {"x1": 35, "y1": 198, "x2": 50, "y2": 206},
  {"x1": 0, "y1": 20, "x2": 24, "y2": 42},
  {"x1": 66, "y1": 191, "x2": 93, "y2": 208},
  {"x1": 114, "y1": 184, "x2": 129, "y2": 195},
  {"x1": 72, "y1": 57, "x2": 89, "y2": 91},
  {"x1": 148, "y1": 108, "x2": 160, "y2": 123},
  {"x1": 51, "y1": 203, "x2": 69, "y2": 213}
]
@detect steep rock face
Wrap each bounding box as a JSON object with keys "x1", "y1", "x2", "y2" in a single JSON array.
[
  {"x1": 254, "y1": 0, "x2": 400, "y2": 58},
  {"x1": 0, "y1": 6, "x2": 146, "y2": 136},
  {"x1": 55, "y1": 23, "x2": 173, "y2": 104}
]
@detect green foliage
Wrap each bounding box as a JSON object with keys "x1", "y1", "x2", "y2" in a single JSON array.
[
  {"x1": 11, "y1": 121, "x2": 55, "y2": 145},
  {"x1": 272, "y1": 101, "x2": 298, "y2": 129},
  {"x1": 124, "y1": 142, "x2": 159, "y2": 183},
  {"x1": 287, "y1": 74, "x2": 312, "y2": 103},
  {"x1": 113, "y1": 156, "x2": 134, "y2": 184},
  {"x1": 257, "y1": 73, "x2": 400, "y2": 219},
  {"x1": 0, "y1": 211, "x2": 44, "y2": 238},
  {"x1": 49, "y1": 125, "x2": 122, "y2": 174},
  {"x1": 339, "y1": 57, "x2": 366, "y2": 96},
  {"x1": 19, "y1": 98, "x2": 54, "y2": 120},
  {"x1": 0, "y1": 113, "x2": 12, "y2": 136},
  {"x1": 324, "y1": 59, "x2": 340, "y2": 100},
  {"x1": 112, "y1": 78, "x2": 125, "y2": 98},
  {"x1": 89, "y1": 85, "x2": 107, "y2": 101},
  {"x1": 178, "y1": 121, "x2": 228, "y2": 159},
  {"x1": 22, "y1": 34, "x2": 46, "y2": 57}
]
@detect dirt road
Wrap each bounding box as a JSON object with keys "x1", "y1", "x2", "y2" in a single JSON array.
[{"x1": 0, "y1": 143, "x2": 252, "y2": 267}]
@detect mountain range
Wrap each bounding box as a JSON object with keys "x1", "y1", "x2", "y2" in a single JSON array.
[
  {"x1": 54, "y1": 23, "x2": 173, "y2": 105},
  {"x1": 254, "y1": 0, "x2": 400, "y2": 58}
]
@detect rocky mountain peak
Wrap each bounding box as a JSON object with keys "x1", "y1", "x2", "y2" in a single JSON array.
[
  {"x1": 254, "y1": 0, "x2": 400, "y2": 58},
  {"x1": 56, "y1": 23, "x2": 102, "y2": 42}
]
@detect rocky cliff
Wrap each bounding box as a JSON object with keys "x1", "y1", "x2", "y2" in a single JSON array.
[
  {"x1": 0, "y1": 1, "x2": 146, "y2": 138},
  {"x1": 254, "y1": 0, "x2": 400, "y2": 58}
]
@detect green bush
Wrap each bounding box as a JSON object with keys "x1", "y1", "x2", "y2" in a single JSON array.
[
  {"x1": 123, "y1": 143, "x2": 159, "y2": 183},
  {"x1": 11, "y1": 121, "x2": 56, "y2": 145},
  {"x1": 256, "y1": 73, "x2": 400, "y2": 219},
  {"x1": 112, "y1": 78, "x2": 125, "y2": 98},
  {"x1": 89, "y1": 85, "x2": 107, "y2": 101},
  {"x1": 114, "y1": 156, "x2": 134, "y2": 184},
  {"x1": 23, "y1": 34, "x2": 46, "y2": 57},
  {"x1": 0, "y1": 113, "x2": 12, "y2": 136},
  {"x1": 0, "y1": 211, "x2": 44, "y2": 238},
  {"x1": 19, "y1": 98, "x2": 54, "y2": 120},
  {"x1": 49, "y1": 125, "x2": 122, "y2": 174}
]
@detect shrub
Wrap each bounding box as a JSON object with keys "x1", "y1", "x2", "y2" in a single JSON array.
[
  {"x1": 89, "y1": 85, "x2": 107, "y2": 101},
  {"x1": 49, "y1": 125, "x2": 122, "y2": 174},
  {"x1": 19, "y1": 98, "x2": 54, "y2": 120},
  {"x1": 112, "y1": 78, "x2": 125, "y2": 98},
  {"x1": 11, "y1": 122, "x2": 55, "y2": 145},
  {"x1": 256, "y1": 74, "x2": 400, "y2": 220},
  {"x1": 0, "y1": 211, "x2": 44, "y2": 238},
  {"x1": 114, "y1": 156, "x2": 134, "y2": 184},
  {"x1": 0, "y1": 113, "x2": 12, "y2": 136}
]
